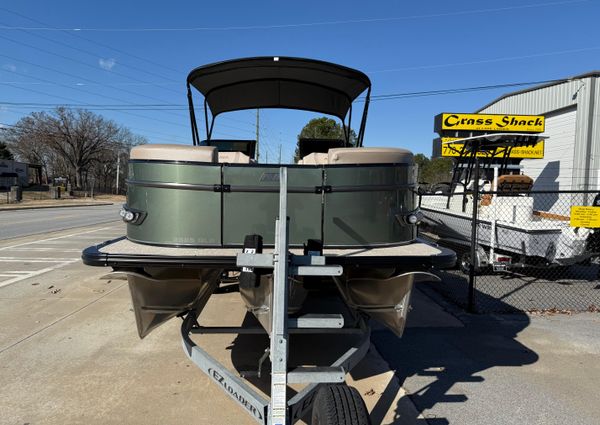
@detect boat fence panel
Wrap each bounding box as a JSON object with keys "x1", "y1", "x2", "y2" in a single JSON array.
[
  {"x1": 222, "y1": 165, "x2": 323, "y2": 246},
  {"x1": 419, "y1": 189, "x2": 600, "y2": 313}
]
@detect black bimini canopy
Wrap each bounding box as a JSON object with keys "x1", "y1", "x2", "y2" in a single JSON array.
[{"x1": 186, "y1": 57, "x2": 372, "y2": 146}]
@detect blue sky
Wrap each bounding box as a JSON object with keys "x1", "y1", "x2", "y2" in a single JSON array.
[{"x1": 1, "y1": 0, "x2": 599, "y2": 162}]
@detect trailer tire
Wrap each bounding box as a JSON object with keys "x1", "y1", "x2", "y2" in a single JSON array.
[
  {"x1": 311, "y1": 384, "x2": 371, "y2": 425},
  {"x1": 460, "y1": 252, "x2": 481, "y2": 275}
]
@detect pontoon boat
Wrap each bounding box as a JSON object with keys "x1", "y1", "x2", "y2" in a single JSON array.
[{"x1": 82, "y1": 57, "x2": 455, "y2": 424}]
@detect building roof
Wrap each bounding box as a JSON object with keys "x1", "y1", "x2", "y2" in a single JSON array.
[{"x1": 476, "y1": 71, "x2": 600, "y2": 112}]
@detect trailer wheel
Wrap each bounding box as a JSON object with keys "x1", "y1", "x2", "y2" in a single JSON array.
[
  {"x1": 311, "y1": 384, "x2": 371, "y2": 425},
  {"x1": 460, "y1": 252, "x2": 481, "y2": 275}
]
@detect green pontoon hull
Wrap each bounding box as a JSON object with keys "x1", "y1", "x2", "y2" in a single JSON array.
[{"x1": 126, "y1": 161, "x2": 417, "y2": 248}]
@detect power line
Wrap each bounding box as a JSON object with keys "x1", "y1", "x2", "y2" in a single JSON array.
[
  {"x1": 0, "y1": 9, "x2": 267, "y2": 135},
  {"x1": 0, "y1": 76, "x2": 571, "y2": 109},
  {"x1": 0, "y1": 69, "x2": 195, "y2": 131},
  {"x1": 0, "y1": 9, "x2": 286, "y2": 133},
  {"x1": 369, "y1": 46, "x2": 600, "y2": 74},
  {"x1": 0, "y1": 52, "x2": 186, "y2": 112},
  {"x1": 0, "y1": 81, "x2": 179, "y2": 86},
  {"x1": 0, "y1": 7, "x2": 184, "y2": 75},
  {"x1": 0, "y1": 19, "x2": 184, "y2": 95},
  {"x1": 0, "y1": 1, "x2": 587, "y2": 31}
]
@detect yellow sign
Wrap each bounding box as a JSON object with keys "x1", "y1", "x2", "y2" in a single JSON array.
[
  {"x1": 440, "y1": 137, "x2": 545, "y2": 159},
  {"x1": 436, "y1": 113, "x2": 545, "y2": 133},
  {"x1": 570, "y1": 206, "x2": 600, "y2": 228}
]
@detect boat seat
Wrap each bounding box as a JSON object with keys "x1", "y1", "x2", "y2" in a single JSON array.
[
  {"x1": 130, "y1": 144, "x2": 218, "y2": 162},
  {"x1": 218, "y1": 151, "x2": 252, "y2": 164},
  {"x1": 298, "y1": 152, "x2": 329, "y2": 165},
  {"x1": 496, "y1": 174, "x2": 534, "y2": 194},
  {"x1": 328, "y1": 147, "x2": 414, "y2": 164},
  {"x1": 481, "y1": 174, "x2": 534, "y2": 206}
]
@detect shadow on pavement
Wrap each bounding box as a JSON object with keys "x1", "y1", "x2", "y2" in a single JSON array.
[{"x1": 371, "y1": 284, "x2": 539, "y2": 424}]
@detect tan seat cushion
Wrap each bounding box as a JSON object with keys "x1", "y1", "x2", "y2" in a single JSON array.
[
  {"x1": 130, "y1": 144, "x2": 217, "y2": 162},
  {"x1": 328, "y1": 147, "x2": 414, "y2": 164},
  {"x1": 298, "y1": 152, "x2": 329, "y2": 165},
  {"x1": 496, "y1": 174, "x2": 534, "y2": 193},
  {"x1": 218, "y1": 151, "x2": 251, "y2": 164}
]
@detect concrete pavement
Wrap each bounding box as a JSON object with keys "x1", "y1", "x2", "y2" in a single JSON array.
[
  {"x1": 373, "y1": 286, "x2": 600, "y2": 425},
  {"x1": 2, "y1": 218, "x2": 599, "y2": 425},
  {"x1": 0, "y1": 223, "x2": 421, "y2": 425}
]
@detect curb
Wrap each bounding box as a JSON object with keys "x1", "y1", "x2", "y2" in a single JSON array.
[{"x1": 0, "y1": 202, "x2": 114, "y2": 211}]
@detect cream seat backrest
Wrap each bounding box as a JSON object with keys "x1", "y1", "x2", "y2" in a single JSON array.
[
  {"x1": 328, "y1": 147, "x2": 414, "y2": 164},
  {"x1": 218, "y1": 151, "x2": 252, "y2": 164},
  {"x1": 130, "y1": 144, "x2": 218, "y2": 162},
  {"x1": 298, "y1": 152, "x2": 329, "y2": 165}
]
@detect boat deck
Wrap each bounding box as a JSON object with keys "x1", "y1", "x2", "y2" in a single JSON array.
[{"x1": 83, "y1": 237, "x2": 456, "y2": 269}]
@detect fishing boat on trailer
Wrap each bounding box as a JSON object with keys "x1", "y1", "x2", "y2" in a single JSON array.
[
  {"x1": 420, "y1": 133, "x2": 599, "y2": 273},
  {"x1": 82, "y1": 56, "x2": 455, "y2": 424}
]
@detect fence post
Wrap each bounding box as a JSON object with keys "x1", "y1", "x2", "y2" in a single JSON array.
[{"x1": 468, "y1": 155, "x2": 480, "y2": 313}]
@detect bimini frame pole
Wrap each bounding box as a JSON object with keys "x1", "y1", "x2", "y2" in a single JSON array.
[
  {"x1": 186, "y1": 83, "x2": 200, "y2": 146},
  {"x1": 356, "y1": 86, "x2": 371, "y2": 147}
]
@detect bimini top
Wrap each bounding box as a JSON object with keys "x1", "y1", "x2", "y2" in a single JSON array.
[{"x1": 187, "y1": 56, "x2": 371, "y2": 119}]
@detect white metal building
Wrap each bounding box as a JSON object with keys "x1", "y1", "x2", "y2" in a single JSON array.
[{"x1": 477, "y1": 71, "x2": 600, "y2": 192}]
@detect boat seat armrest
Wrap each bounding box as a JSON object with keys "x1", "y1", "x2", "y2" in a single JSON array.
[
  {"x1": 328, "y1": 147, "x2": 414, "y2": 164},
  {"x1": 130, "y1": 144, "x2": 218, "y2": 162}
]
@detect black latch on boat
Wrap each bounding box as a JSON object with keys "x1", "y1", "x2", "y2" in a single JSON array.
[
  {"x1": 213, "y1": 184, "x2": 231, "y2": 192},
  {"x1": 315, "y1": 185, "x2": 332, "y2": 194}
]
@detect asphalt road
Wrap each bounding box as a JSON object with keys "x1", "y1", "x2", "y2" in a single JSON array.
[{"x1": 0, "y1": 204, "x2": 122, "y2": 240}]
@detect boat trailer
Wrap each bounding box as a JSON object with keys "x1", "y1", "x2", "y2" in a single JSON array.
[{"x1": 180, "y1": 167, "x2": 372, "y2": 424}]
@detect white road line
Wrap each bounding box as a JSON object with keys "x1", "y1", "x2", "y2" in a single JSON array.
[
  {"x1": 0, "y1": 260, "x2": 79, "y2": 288},
  {"x1": 0, "y1": 227, "x2": 112, "y2": 251},
  {"x1": 10, "y1": 248, "x2": 83, "y2": 252},
  {"x1": 0, "y1": 257, "x2": 80, "y2": 260},
  {"x1": 70, "y1": 235, "x2": 123, "y2": 238},
  {"x1": 0, "y1": 258, "x2": 79, "y2": 263}
]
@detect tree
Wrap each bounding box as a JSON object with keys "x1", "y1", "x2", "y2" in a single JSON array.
[
  {"x1": 294, "y1": 117, "x2": 356, "y2": 162},
  {"x1": 0, "y1": 141, "x2": 13, "y2": 160},
  {"x1": 1, "y1": 108, "x2": 146, "y2": 189},
  {"x1": 416, "y1": 154, "x2": 453, "y2": 190},
  {"x1": 413, "y1": 153, "x2": 430, "y2": 183}
]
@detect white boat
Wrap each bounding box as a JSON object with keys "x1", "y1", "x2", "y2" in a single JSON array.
[{"x1": 420, "y1": 133, "x2": 599, "y2": 272}]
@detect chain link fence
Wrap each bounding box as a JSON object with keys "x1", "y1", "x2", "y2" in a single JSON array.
[{"x1": 419, "y1": 189, "x2": 600, "y2": 313}]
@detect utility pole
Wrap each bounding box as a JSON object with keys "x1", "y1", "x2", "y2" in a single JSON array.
[
  {"x1": 115, "y1": 154, "x2": 120, "y2": 194},
  {"x1": 278, "y1": 144, "x2": 282, "y2": 164},
  {"x1": 256, "y1": 108, "x2": 260, "y2": 161}
]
